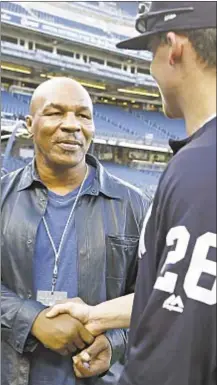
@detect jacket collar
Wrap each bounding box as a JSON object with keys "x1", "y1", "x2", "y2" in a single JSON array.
[
  {"x1": 86, "y1": 154, "x2": 122, "y2": 199},
  {"x1": 17, "y1": 154, "x2": 122, "y2": 199},
  {"x1": 17, "y1": 158, "x2": 41, "y2": 192}
]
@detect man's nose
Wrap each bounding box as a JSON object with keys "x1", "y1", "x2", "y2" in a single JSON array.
[{"x1": 61, "y1": 112, "x2": 81, "y2": 132}]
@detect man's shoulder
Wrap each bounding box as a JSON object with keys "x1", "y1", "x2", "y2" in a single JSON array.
[
  {"x1": 1, "y1": 167, "x2": 24, "y2": 184},
  {"x1": 1, "y1": 167, "x2": 26, "y2": 199},
  {"x1": 106, "y1": 170, "x2": 151, "y2": 203},
  {"x1": 165, "y1": 129, "x2": 215, "y2": 184},
  {"x1": 171, "y1": 119, "x2": 216, "y2": 171},
  {"x1": 155, "y1": 129, "x2": 216, "y2": 214},
  {"x1": 90, "y1": 155, "x2": 151, "y2": 203}
]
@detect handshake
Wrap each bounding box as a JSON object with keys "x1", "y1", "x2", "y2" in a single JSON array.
[{"x1": 31, "y1": 298, "x2": 112, "y2": 378}]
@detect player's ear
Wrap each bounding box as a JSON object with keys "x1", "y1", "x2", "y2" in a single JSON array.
[
  {"x1": 25, "y1": 115, "x2": 34, "y2": 138},
  {"x1": 166, "y1": 32, "x2": 184, "y2": 66}
]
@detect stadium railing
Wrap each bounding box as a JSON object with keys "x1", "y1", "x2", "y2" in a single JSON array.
[
  {"x1": 1, "y1": 41, "x2": 156, "y2": 87},
  {"x1": 1, "y1": 6, "x2": 152, "y2": 61}
]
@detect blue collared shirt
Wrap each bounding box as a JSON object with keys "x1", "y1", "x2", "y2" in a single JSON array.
[{"x1": 29, "y1": 166, "x2": 96, "y2": 385}]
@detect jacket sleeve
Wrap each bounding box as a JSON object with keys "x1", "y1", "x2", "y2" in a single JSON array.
[
  {"x1": 1, "y1": 283, "x2": 46, "y2": 354},
  {"x1": 127, "y1": 190, "x2": 152, "y2": 294},
  {"x1": 105, "y1": 329, "x2": 128, "y2": 366}
]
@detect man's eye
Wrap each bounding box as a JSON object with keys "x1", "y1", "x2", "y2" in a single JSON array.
[
  {"x1": 45, "y1": 111, "x2": 61, "y2": 116},
  {"x1": 78, "y1": 113, "x2": 91, "y2": 119}
]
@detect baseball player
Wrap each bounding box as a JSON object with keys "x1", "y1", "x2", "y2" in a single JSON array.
[{"x1": 116, "y1": 2, "x2": 216, "y2": 384}]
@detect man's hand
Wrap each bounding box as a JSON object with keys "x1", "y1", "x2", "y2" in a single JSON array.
[
  {"x1": 46, "y1": 298, "x2": 91, "y2": 326},
  {"x1": 73, "y1": 335, "x2": 112, "y2": 378},
  {"x1": 46, "y1": 298, "x2": 105, "y2": 336},
  {"x1": 31, "y1": 308, "x2": 94, "y2": 356},
  {"x1": 46, "y1": 294, "x2": 134, "y2": 333}
]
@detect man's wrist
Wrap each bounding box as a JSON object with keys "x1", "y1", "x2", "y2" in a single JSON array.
[
  {"x1": 9, "y1": 299, "x2": 46, "y2": 354},
  {"x1": 86, "y1": 305, "x2": 108, "y2": 335},
  {"x1": 31, "y1": 308, "x2": 47, "y2": 338},
  {"x1": 98, "y1": 334, "x2": 112, "y2": 378},
  {"x1": 88, "y1": 303, "x2": 120, "y2": 333}
]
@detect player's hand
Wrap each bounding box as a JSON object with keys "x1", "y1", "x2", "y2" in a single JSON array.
[
  {"x1": 46, "y1": 298, "x2": 91, "y2": 325},
  {"x1": 46, "y1": 298, "x2": 104, "y2": 336},
  {"x1": 31, "y1": 308, "x2": 94, "y2": 356},
  {"x1": 73, "y1": 335, "x2": 112, "y2": 378}
]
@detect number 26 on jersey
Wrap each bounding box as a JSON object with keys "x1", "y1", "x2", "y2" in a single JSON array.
[{"x1": 154, "y1": 226, "x2": 216, "y2": 306}]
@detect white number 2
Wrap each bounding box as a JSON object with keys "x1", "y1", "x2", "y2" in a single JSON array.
[{"x1": 154, "y1": 226, "x2": 216, "y2": 305}]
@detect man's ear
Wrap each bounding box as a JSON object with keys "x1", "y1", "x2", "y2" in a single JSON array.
[
  {"x1": 25, "y1": 115, "x2": 34, "y2": 138},
  {"x1": 166, "y1": 32, "x2": 184, "y2": 66}
]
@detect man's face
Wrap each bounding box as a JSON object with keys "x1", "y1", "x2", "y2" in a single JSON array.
[
  {"x1": 27, "y1": 82, "x2": 95, "y2": 168},
  {"x1": 149, "y1": 35, "x2": 183, "y2": 119}
]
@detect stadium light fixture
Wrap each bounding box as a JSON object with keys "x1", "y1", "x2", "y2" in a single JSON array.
[
  {"x1": 40, "y1": 74, "x2": 55, "y2": 79},
  {"x1": 79, "y1": 81, "x2": 106, "y2": 90},
  {"x1": 117, "y1": 88, "x2": 160, "y2": 97},
  {"x1": 1, "y1": 64, "x2": 31, "y2": 75},
  {"x1": 39, "y1": 75, "x2": 105, "y2": 90}
]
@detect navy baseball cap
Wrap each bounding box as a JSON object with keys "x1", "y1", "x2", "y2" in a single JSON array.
[{"x1": 117, "y1": 1, "x2": 216, "y2": 50}]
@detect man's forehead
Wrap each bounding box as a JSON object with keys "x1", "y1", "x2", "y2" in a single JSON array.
[
  {"x1": 41, "y1": 97, "x2": 93, "y2": 110},
  {"x1": 30, "y1": 79, "x2": 93, "y2": 114}
]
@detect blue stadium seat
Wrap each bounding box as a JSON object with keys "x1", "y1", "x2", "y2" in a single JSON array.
[
  {"x1": 94, "y1": 104, "x2": 186, "y2": 143},
  {"x1": 14, "y1": 93, "x2": 31, "y2": 105},
  {"x1": 2, "y1": 2, "x2": 126, "y2": 39},
  {"x1": 1, "y1": 92, "x2": 185, "y2": 143},
  {"x1": 102, "y1": 161, "x2": 161, "y2": 196},
  {"x1": 133, "y1": 110, "x2": 186, "y2": 139},
  {"x1": 1, "y1": 91, "x2": 29, "y2": 116},
  {"x1": 1, "y1": 2, "x2": 30, "y2": 16},
  {"x1": 30, "y1": 9, "x2": 126, "y2": 39},
  {"x1": 1, "y1": 156, "x2": 31, "y2": 173}
]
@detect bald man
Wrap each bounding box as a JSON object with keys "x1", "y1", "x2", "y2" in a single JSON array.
[{"x1": 1, "y1": 77, "x2": 150, "y2": 385}]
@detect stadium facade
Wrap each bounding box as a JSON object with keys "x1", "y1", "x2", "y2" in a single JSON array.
[{"x1": 1, "y1": 1, "x2": 186, "y2": 196}]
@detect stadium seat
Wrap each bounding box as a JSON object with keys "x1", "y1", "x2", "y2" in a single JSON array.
[
  {"x1": 1, "y1": 156, "x2": 31, "y2": 173},
  {"x1": 102, "y1": 161, "x2": 161, "y2": 197},
  {"x1": 30, "y1": 9, "x2": 127, "y2": 40},
  {"x1": 94, "y1": 104, "x2": 186, "y2": 143},
  {"x1": 1, "y1": 2, "x2": 30, "y2": 16},
  {"x1": 1, "y1": 91, "x2": 185, "y2": 144},
  {"x1": 1, "y1": 90, "x2": 29, "y2": 117}
]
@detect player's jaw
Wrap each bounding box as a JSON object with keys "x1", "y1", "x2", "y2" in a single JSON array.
[
  {"x1": 160, "y1": 91, "x2": 183, "y2": 119},
  {"x1": 150, "y1": 39, "x2": 184, "y2": 120},
  {"x1": 151, "y1": 69, "x2": 184, "y2": 119}
]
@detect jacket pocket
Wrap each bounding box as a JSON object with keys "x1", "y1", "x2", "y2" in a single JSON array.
[{"x1": 105, "y1": 235, "x2": 139, "y2": 280}]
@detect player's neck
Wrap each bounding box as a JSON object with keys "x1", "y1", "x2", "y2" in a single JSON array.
[{"x1": 182, "y1": 72, "x2": 216, "y2": 137}]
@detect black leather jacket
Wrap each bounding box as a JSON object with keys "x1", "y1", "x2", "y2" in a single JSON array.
[{"x1": 1, "y1": 154, "x2": 150, "y2": 385}]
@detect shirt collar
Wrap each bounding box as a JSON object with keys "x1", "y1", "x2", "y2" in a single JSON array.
[
  {"x1": 82, "y1": 154, "x2": 122, "y2": 199},
  {"x1": 17, "y1": 154, "x2": 122, "y2": 199},
  {"x1": 17, "y1": 158, "x2": 41, "y2": 192},
  {"x1": 169, "y1": 115, "x2": 216, "y2": 155}
]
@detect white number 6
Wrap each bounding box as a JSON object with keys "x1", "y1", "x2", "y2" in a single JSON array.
[
  {"x1": 154, "y1": 226, "x2": 216, "y2": 305},
  {"x1": 184, "y1": 232, "x2": 216, "y2": 305}
]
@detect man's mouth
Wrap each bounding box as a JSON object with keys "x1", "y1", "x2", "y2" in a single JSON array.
[{"x1": 57, "y1": 140, "x2": 82, "y2": 151}]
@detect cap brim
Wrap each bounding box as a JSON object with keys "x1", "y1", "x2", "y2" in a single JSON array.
[{"x1": 116, "y1": 30, "x2": 156, "y2": 50}]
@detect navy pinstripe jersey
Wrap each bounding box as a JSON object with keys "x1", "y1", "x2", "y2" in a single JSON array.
[{"x1": 119, "y1": 117, "x2": 216, "y2": 385}]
